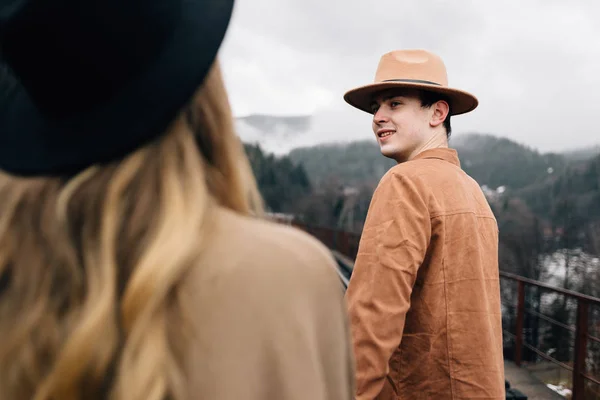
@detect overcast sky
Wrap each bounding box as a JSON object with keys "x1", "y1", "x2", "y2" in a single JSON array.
[{"x1": 218, "y1": 0, "x2": 600, "y2": 153}]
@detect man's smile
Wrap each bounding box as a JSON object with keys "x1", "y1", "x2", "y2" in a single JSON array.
[{"x1": 377, "y1": 129, "x2": 396, "y2": 140}]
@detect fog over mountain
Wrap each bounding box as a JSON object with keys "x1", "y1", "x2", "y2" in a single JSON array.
[{"x1": 236, "y1": 114, "x2": 600, "y2": 159}]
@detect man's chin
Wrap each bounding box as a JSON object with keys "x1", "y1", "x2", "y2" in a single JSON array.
[
  {"x1": 379, "y1": 146, "x2": 398, "y2": 159},
  {"x1": 379, "y1": 146, "x2": 406, "y2": 163}
]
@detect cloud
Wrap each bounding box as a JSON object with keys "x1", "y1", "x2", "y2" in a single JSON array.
[{"x1": 219, "y1": 0, "x2": 600, "y2": 152}]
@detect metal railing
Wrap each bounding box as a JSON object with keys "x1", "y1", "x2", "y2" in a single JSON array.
[
  {"x1": 290, "y1": 221, "x2": 361, "y2": 260},
  {"x1": 500, "y1": 271, "x2": 600, "y2": 400}
]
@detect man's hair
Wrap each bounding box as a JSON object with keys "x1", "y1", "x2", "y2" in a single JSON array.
[{"x1": 418, "y1": 91, "x2": 452, "y2": 139}]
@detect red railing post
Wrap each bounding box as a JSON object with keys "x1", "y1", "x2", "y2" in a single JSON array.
[
  {"x1": 515, "y1": 280, "x2": 525, "y2": 367},
  {"x1": 338, "y1": 231, "x2": 348, "y2": 258},
  {"x1": 333, "y1": 230, "x2": 338, "y2": 252},
  {"x1": 572, "y1": 299, "x2": 589, "y2": 400}
]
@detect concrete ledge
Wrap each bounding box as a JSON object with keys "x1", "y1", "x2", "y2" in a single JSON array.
[{"x1": 504, "y1": 361, "x2": 565, "y2": 399}]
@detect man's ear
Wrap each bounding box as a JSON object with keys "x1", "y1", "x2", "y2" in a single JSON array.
[{"x1": 430, "y1": 100, "x2": 449, "y2": 128}]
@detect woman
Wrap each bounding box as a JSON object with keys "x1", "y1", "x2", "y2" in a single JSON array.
[{"x1": 0, "y1": 1, "x2": 354, "y2": 399}]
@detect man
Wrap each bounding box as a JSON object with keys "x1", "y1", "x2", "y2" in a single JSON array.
[{"x1": 343, "y1": 49, "x2": 505, "y2": 399}]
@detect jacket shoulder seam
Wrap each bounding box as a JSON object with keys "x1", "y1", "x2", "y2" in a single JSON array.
[{"x1": 430, "y1": 210, "x2": 496, "y2": 220}]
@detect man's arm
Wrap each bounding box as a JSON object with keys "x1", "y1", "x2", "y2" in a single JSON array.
[{"x1": 345, "y1": 171, "x2": 431, "y2": 399}]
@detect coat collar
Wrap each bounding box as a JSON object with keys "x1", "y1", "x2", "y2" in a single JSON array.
[{"x1": 412, "y1": 147, "x2": 461, "y2": 168}]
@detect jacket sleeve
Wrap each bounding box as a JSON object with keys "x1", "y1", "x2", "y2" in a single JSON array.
[{"x1": 345, "y1": 171, "x2": 431, "y2": 399}]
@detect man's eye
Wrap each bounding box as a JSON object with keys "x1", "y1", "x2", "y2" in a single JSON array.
[
  {"x1": 371, "y1": 105, "x2": 380, "y2": 113},
  {"x1": 391, "y1": 101, "x2": 401, "y2": 107}
]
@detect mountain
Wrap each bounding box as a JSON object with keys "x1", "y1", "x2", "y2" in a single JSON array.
[
  {"x1": 236, "y1": 113, "x2": 600, "y2": 173},
  {"x1": 289, "y1": 141, "x2": 395, "y2": 187},
  {"x1": 452, "y1": 133, "x2": 568, "y2": 191},
  {"x1": 516, "y1": 153, "x2": 600, "y2": 221},
  {"x1": 243, "y1": 143, "x2": 312, "y2": 213},
  {"x1": 288, "y1": 134, "x2": 570, "y2": 191},
  {"x1": 243, "y1": 142, "x2": 373, "y2": 231},
  {"x1": 244, "y1": 132, "x2": 600, "y2": 256},
  {"x1": 236, "y1": 114, "x2": 315, "y2": 156},
  {"x1": 238, "y1": 114, "x2": 600, "y2": 246},
  {"x1": 562, "y1": 145, "x2": 600, "y2": 162}
]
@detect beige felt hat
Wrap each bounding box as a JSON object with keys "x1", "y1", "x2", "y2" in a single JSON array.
[{"x1": 344, "y1": 49, "x2": 478, "y2": 115}]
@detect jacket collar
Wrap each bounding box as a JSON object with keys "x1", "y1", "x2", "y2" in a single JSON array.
[{"x1": 412, "y1": 147, "x2": 461, "y2": 167}]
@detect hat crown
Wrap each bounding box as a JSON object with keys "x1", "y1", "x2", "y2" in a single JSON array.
[
  {"x1": 343, "y1": 48, "x2": 478, "y2": 116},
  {"x1": 374, "y1": 49, "x2": 449, "y2": 87},
  {"x1": 1, "y1": 0, "x2": 182, "y2": 118}
]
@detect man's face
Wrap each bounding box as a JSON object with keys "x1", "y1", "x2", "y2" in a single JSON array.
[{"x1": 370, "y1": 89, "x2": 435, "y2": 163}]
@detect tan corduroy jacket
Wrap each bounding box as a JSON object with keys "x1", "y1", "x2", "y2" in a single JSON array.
[
  {"x1": 182, "y1": 206, "x2": 355, "y2": 399},
  {"x1": 346, "y1": 148, "x2": 505, "y2": 400}
]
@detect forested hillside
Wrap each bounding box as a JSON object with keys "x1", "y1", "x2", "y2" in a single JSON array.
[
  {"x1": 288, "y1": 141, "x2": 394, "y2": 186},
  {"x1": 245, "y1": 134, "x2": 600, "y2": 256},
  {"x1": 243, "y1": 144, "x2": 311, "y2": 213},
  {"x1": 289, "y1": 133, "x2": 568, "y2": 191}
]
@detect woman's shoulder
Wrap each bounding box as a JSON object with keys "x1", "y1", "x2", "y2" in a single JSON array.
[
  {"x1": 184, "y1": 208, "x2": 353, "y2": 399},
  {"x1": 190, "y1": 206, "x2": 342, "y2": 294}
]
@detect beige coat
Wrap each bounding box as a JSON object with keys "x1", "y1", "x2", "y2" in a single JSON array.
[
  {"x1": 183, "y1": 206, "x2": 355, "y2": 399},
  {"x1": 346, "y1": 148, "x2": 505, "y2": 399}
]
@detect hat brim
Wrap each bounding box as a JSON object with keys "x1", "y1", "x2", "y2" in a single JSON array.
[
  {"x1": 343, "y1": 81, "x2": 478, "y2": 116},
  {"x1": 0, "y1": 0, "x2": 234, "y2": 176}
]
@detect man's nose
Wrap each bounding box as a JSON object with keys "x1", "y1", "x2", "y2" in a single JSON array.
[{"x1": 373, "y1": 108, "x2": 389, "y2": 125}]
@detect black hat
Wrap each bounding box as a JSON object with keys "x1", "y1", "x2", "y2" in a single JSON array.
[{"x1": 0, "y1": 0, "x2": 235, "y2": 176}]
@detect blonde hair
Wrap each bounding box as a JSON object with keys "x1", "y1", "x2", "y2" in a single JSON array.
[{"x1": 0, "y1": 61, "x2": 263, "y2": 400}]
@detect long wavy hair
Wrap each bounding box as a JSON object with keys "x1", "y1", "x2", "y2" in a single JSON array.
[{"x1": 0, "y1": 61, "x2": 263, "y2": 400}]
